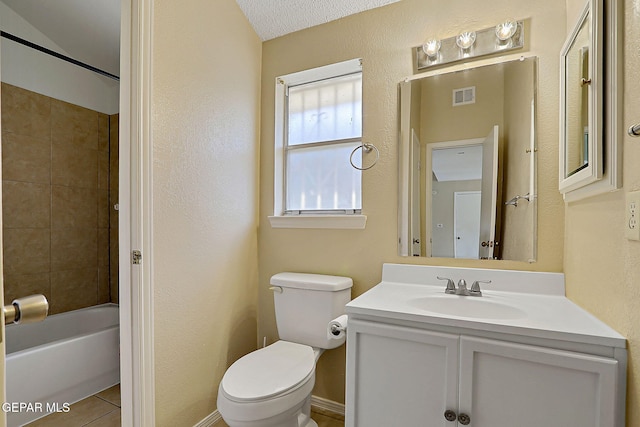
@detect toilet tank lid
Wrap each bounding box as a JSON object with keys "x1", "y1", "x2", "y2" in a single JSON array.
[{"x1": 270, "y1": 272, "x2": 353, "y2": 291}]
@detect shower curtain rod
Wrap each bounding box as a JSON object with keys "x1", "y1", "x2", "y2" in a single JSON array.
[{"x1": 1, "y1": 31, "x2": 119, "y2": 81}]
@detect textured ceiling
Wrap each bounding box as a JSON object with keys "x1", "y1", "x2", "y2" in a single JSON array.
[
  {"x1": 234, "y1": 0, "x2": 402, "y2": 40},
  {"x1": 1, "y1": 0, "x2": 120, "y2": 76}
]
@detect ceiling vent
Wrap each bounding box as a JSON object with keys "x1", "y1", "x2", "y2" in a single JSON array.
[{"x1": 453, "y1": 86, "x2": 476, "y2": 106}]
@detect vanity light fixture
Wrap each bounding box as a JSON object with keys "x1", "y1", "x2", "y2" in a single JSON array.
[
  {"x1": 456, "y1": 31, "x2": 476, "y2": 50},
  {"x1": 415, "y1": 20, "x2": 525, "y2": 70},
  {"x1": 422, "y1": 38, "x2": 441, "y2": 58}
]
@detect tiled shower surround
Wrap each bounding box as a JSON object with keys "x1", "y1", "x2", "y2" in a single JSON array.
[{"x1": 1, "y1": 82, "x2": 119, "y2": 314}]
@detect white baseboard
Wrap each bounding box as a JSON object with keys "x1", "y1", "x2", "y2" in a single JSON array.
[
  {"x1": 195, "y1": 396, "x2": 344, "y2": 427},
  {"x1": 311, "y1": 395, "x2": 345, "y2": 416},
  {"x1": 193, "y1": 409, "x2": 222, "y2": 427}
]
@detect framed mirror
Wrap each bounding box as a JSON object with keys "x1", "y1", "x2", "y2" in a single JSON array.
[
  {"x1": 398, "y1": 57, "x2": 537, "y2": 262},
  {"x1": 559, "y1": 0, "x2": 622, "y2": 202},
  {"x1": 559, "y1": 0, "x2": 603, "y2": 193}
]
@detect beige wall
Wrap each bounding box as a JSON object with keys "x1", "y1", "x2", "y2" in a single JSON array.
[
  {"x1": 259, "y1": 0, "x2": 566, "y2": 403},
  {"x1": 1, "y1": 83, "x2": 115, "y2": 314},
  {"x1": 563, "y1": 0, "x2": 640, "y2": 423},
  {"x1": 150, "y1": 0, "x2": 261, "y2": 425},
  {"x1": 501, "y1": 60, "x2": 536, "y2": 261}
]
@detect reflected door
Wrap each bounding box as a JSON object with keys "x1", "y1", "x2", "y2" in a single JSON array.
[
  {"x1": 454, "y1": 191, "x2": 481, "y2": 259},
  {"x1": 479, "y1": 125, "x2": 499, "y2": 259}
]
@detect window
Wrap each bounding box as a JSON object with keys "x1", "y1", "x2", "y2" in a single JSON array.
[{"x1": 270, "y1": 59, "x2": 367, "y2": 229}]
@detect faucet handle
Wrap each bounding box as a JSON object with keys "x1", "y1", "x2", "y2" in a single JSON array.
[
  {"x1": 437, "y1": 276, "x2": 456, "y2": 294},
  {"x1": 470, "y1": 280, "x2": 492, "y2": 296}
]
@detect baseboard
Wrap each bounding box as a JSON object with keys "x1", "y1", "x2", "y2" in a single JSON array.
[
  {"x1": 195, "y1": 396, "x2": 344, "y2": 426},
  {"x1": 311, "y1": 395, "x2": 345, "y2": 417},
  {"x1": 193, "y1": 409, "x2": 222, "y2": 427}
]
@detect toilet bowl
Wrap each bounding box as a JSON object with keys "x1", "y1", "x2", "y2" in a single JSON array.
[
  {"x1": 217, "y1": 341, "x2": 322, "y2": 427},
  {"x1": 217, "y1": 272, "x2": 353, "y2": 427}
]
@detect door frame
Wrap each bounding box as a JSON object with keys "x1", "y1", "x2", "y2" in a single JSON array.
[{"x1": 119, "y1": 0, "x2": 155, "y2": 424}]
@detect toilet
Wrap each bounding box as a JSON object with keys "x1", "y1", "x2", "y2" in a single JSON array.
[{"x1": 217, "y1": 272, "x2": 352, "y2": 427}]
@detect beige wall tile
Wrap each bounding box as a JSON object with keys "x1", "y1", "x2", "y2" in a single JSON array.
[
  {"x1": 98, "y1": 267, "x2": 110, "y2": 304},
  {"x1": 98, "y1": 151, "x2": 109, "y2": 190},
  {"x1": 0, "y1": 83, "x2": 51, "y2": 139},
  {"x1": 3, "y1": 273, "x2": 50, "y2": 304},
  {"x1": 98, "y1": 113, "x2": 109, "y2": 152},
  {"x1": 3, "y1": 228, "x2": 50, "y2": 275},
  {"x1": 98, "y1": 190, "x2": 110, "y2": 228},
  {"x1": 2, "y1": 181, "x2": 51, "y2": 228},
  {"x1": 52, "y1": 185, "x2": 98, "y2": 229},
  {"x1": 98, "y1": 228, "x2": 109, "y2": 267},
  {"x1": 51, "y1": 228, "x2": 98, "y2": 271},
  {"x1": 50, "y1": 268, "x2": 98, "y2": 314},
  {"x1": 51, "y1": 99, "x2": 99, "y2": 151},
  {"x1": 2, "y1": 132, "x2": 51, "y2": 184},
  {"x1": 52, "y1": 145, "x2": 98, "y2": 188}
]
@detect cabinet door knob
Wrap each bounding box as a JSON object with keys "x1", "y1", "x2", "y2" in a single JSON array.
[
  {"x1": 443, "y1": 410, "x2": 457, "y2": 422},
  {"x1": 458, "y1": 413, "x2": 471, "y2": 425}
]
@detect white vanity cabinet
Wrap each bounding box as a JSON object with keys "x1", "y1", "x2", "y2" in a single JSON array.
[
  {"x1": 345, "y1": 264, "x2": 627, "y2": 427},
  {"x1": 346, "y1": 319, "x2": 619, "y2": 427}
]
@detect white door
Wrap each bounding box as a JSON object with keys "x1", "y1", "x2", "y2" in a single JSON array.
[
  {"x1": 346, "y1": 320, "x2": 459, "y2": 427},
  {"x1": 454, "y1": 191, "x2": 481, "y2": 259},
  {"x1": 479, "y1": 125, "x2": 499, "y2": 259},
  {"x1": 410, "y1": 131, "x2": 422, "y2": 256},
  {"x1": 459, "y1": 336, "x2": 619, "y2": 427}
]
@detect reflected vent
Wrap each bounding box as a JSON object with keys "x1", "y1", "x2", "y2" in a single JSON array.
[{"x1": 453, "y1": 86, "x2": 476, "y2": 106}]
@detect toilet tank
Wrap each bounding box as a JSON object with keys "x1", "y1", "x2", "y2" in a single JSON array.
[{"x1": 271, "y1": 272, "x2": 352, "y2": 349}]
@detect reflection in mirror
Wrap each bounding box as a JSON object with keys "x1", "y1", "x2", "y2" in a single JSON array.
[
  {"x1": 399, "y1": 57, "x2": 537, "y2": 262},
  {"x1": 563, "y1": 12, "x2": 591, "y2": 179}
]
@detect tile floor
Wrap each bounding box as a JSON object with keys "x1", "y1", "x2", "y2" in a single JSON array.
[
  {"x1": 27, "y1": 385, "x2": 121, "y2": 427},
  {"x1": 217, "y1": 408, "x2": 345, "y2": 427},
  {"x1": 25, "y1": 385, "x2": 344, "y2": 427}
]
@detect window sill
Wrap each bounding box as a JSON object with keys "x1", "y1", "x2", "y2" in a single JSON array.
[{"x1": 268, "y1": 214, "x2": 367, "y2": 229}]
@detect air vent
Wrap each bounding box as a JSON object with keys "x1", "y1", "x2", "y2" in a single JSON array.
[{"x1": 453, "y1": 86, "x2": 476, "y2": 106}]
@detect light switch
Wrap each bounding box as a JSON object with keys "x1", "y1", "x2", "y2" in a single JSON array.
[{"x1": 625, "y1": 191, "x2": 640, "y2": 241}]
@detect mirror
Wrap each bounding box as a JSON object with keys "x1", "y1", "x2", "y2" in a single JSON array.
[
  {"x1": 559, "y1": 0, "x2": 603, "y2": 194},
  {"x1": 398, "y1": 57, "x2": 537, "y2": 262}
]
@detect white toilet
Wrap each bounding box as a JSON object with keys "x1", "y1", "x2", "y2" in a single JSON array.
[{"x1": 217, "y1": 272, "x2": 352, "y2": 427}]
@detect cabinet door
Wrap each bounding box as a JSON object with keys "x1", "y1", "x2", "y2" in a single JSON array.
[
  {"x1": 346, "y1": 319, "x2": 459, "y2": 427},
  {"x1": 459, "y1": 336, "x2": 618, "y2": 427}
]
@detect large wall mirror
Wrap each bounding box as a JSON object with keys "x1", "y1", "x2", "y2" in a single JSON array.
[{"x1": 398, "y1": 57, "x2": 537, "y2": 262}]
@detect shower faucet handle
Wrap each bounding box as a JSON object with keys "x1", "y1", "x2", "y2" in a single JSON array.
[{"x1": 437, "y1": 276, "x2": 457, "y2": 294}]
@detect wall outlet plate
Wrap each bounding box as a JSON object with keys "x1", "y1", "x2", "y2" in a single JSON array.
[{"x1": 625, "y1": 191, "x2": 640, "y2": 241}]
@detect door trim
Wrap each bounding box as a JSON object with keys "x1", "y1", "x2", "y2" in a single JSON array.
[{"x1": 119, "y1": 0, "x2": 155, "y2": 424}]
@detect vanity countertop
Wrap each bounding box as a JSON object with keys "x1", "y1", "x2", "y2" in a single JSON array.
[{"x1": 346, "y1": 263, "x2": 626, "y2": 349}]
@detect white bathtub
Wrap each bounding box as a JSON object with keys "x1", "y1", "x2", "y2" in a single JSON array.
[{"x1": 5, "y1": 303, "x2": 120, "y2": 426}]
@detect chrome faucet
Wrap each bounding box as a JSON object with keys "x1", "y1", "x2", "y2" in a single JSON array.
[{"x1": 437, "y1": 277, "x2": 491, "y2": 297}]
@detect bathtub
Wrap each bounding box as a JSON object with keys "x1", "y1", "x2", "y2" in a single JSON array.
[{"x1": 5, "y1": 303, "x2": 120, "y2": 426}]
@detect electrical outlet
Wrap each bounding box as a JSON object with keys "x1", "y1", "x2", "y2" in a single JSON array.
[{"x1": 625, "y1": 191, "x2": 640, "y2": 241}]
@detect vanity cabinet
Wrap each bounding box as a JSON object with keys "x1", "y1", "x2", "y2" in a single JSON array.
[{"x1": 346, "y1": 319, "x2": 619, "y2": 427}]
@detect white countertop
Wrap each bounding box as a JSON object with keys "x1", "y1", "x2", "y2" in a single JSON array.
[{"x1": 346, "y1": 264, "x2": 626, "y2": 349}]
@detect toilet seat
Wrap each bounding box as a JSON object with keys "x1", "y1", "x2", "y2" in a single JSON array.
[{"x1": 221, "y1": 340, "x2": 315, "y2": 402}]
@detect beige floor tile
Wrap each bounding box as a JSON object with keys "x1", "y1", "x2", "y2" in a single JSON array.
[
  {"x1": 215, "y1": 410, "x2": 343, "y2": 427},
  {"x1": 96, "y1": 384, "x2": 121, "y2": 407},
  {"x1": 27, "y1": 396, "x2": 117, "y2": 427},
  {"x1": 83, "y1": 409, "x2": 121, "y2": 427}
]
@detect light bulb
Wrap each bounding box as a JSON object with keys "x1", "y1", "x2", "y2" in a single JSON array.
[
  {"x1": 496, "y1": 20, "x2": 518, "y2": 41},
  {"x1": 422, "y1": 39, "x2": 441, "y2": 58},
  {"x1": 456, "y1": 31, "x2": 476, "y2": 50}
]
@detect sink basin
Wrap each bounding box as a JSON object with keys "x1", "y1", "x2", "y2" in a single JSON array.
[{"x1": 408, "y1": 294, "x2": 527, "y2": 320}]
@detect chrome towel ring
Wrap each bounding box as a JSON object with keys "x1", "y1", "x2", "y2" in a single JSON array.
[{"x1": 350, "y1": 143, "x2": 380, "y2": 171}]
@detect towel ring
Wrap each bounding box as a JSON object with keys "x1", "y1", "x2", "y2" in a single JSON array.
[{"x1": 350, "y1": 143, "x2": 380, "y2": 171}]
